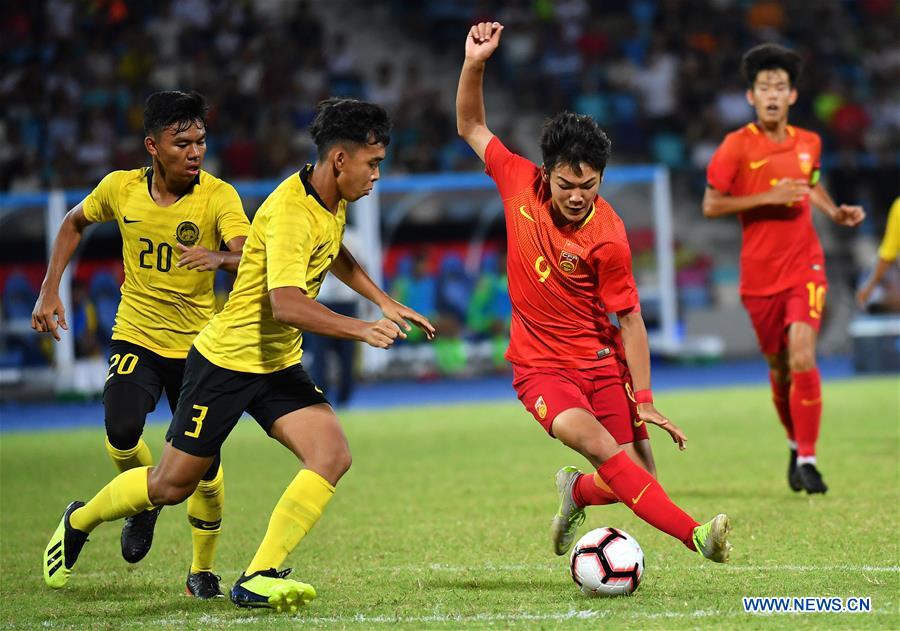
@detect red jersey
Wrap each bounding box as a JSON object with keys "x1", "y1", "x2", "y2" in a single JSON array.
[
  {"x1": 484, "y1": 136, "x2": 640, "y2": 369},
  {"x1": 707, "y1": 123, "x2": 825, "y2": 296}
]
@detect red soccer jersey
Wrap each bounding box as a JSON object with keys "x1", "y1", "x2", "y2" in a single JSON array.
[
  {"x1": 484, "y1": 136, "x2": 640, "y2": 369},
  {"x1": 707, "y1": 123, "x2": 825, "y2": 297}
]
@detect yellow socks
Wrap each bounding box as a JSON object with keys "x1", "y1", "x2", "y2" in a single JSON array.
[
  {"x1": 187, "y1": 465, "x2": 225, "y2": 574},
  {"x1": 105, "y1": 437, "x2": 153, "y2": 473},
  {"x1": 69, "y1": 467, "x2": 154, "y2": 533},
  {"x1": 245, "y1": 469, "x2": 335, "y2": 575}
]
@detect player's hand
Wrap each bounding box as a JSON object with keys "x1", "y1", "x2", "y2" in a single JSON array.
[
  {"x1": 637, "y1": 403, "x2": 687, "y2": 451},
  {"x1": 831, "y1": 204, "x2": 865, "y2": 227},
  {"x1": 361, "y1": 318, "x2": 402, "y2": 349},
  {"x1": 380, "y1": 298, "x2": 436, "y2": 340},
  {"x1": 856, "y1": 284, "x2": 874, "y2": 308},
  {"x1": 31, "y1": 290, "x2": 68, "y2": 341},
  {"x1": 767, "y1": 178, "x2": 809, "y2": 206},
  {"x1": 176, "y1": 243, "x2": 224, "y2": 271},
  {"x1": 465, "y1": 21, "x2": 503, "y2": 62}
]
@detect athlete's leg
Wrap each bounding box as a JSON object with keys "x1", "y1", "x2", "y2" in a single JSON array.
[
  {"x1": 104, "y1": 383, "x2": 156, "y2": 467},
  {"x1": 553, "y1": 409, "x2": 729, "y2": 560},
  {"x1": 243, "y1": 404, "x2": 349, "y2": 576},
  {"x1": 787, "y1": 321, "x2": 827, "y2": 493}
]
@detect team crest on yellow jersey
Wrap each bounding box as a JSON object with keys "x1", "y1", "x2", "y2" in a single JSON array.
[
  {"x1": 797, "y1": 150, "x2": 812, "y2": 175},
  {"x1": 559, "y1": 241, "x2": 583, "y2": 274},
  {"x1": 176, "y1": 221, "x2": 200, "y2": 246},
  {"x1": 535, "y1": 396, "x2": 547, "y2": 419}
]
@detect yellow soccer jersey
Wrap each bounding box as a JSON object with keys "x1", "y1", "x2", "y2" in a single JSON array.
[
  {"x1": 82, "y1": 168, "x2": 249, "y2": 358},
  {"x1": 193, "y1": 166, "x2": 346, "y2": 373},
  {"x1": 878, "y1": 197, "x2": 900, "y2": 262}
]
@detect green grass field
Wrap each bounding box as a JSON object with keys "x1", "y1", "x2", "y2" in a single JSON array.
[{"x1": 1, "y1": 377, "x2": 898, "y2": 629}]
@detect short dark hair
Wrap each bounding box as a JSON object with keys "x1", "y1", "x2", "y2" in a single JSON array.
[
  {"x1": 741, "y1": 44, "x2": 801, "y2": 88},
  {"x1": 309, "y1": 97, "x2": 391, "y2": 158},
  {"x1": 143, "y1": 91, "x2": 208, "y2": 136},
  {"x1": 540, "y1": 112, "x2": 611, "y2": 176}
]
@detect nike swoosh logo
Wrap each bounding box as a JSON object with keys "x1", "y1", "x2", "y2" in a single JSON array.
[
  {"x1": 749, "y1": 159, "x2": 769, "y2": 170},
  {"x1": 632, "y1": 482, "x2": 652, "y2": 506},
  {"x1": 123, "y1": 217, "x2": 141, "y2": 224},
  {"x1": 314, "y1": 386, "x2": 324, "y2": 394},
  {"x1": 633, "y1": 418, "x2": 645, "y2": 428},
  {"x1": 800, "y1": 398, "x2": 821, "y2": 406},
  {"x1": 518, "y1": 205, "x2": 535, "y2": 222}
]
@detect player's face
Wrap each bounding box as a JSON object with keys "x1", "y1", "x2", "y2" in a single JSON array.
[
  {"x1": 747, "y1": 69, "x2": 797, "y2": 126},
  {"x1": 544, "y1": 163, "x2": 601, "y2": 224},
  {"x1": 336, "y1": 142, "x2": 386, "y2": 202},
  {"x1": 146, "y1": 121, "x2": 206, "y2": 184}
]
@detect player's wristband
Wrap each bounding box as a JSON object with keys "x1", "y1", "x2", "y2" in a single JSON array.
[{"x1": 634, "y1": 389, "x2": 653, "y2": 404}]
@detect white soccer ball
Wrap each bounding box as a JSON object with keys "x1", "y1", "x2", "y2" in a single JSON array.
[{"x1": 569, "y1": 527, "x2": 644, "y2": 596}]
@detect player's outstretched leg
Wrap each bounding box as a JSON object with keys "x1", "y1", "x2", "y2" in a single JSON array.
[
  {"x1": 120, "y1": 506, "x2": 162, "y2": 563},
  {"x1": 43, "y1": 501, "x2": 88, "y2": 588},
  {"x1": 550, "y1": 466, "x2": 586, "y2": 555},
  {"x1": 692, "y1": 514, "x2": 733, "y2": 563},
  {"x1": 186, "y1": 571, "x2": 224, "y2": 599},
  {"x1": 231, "y1": 569, "x2": 317, "y2": 612}
]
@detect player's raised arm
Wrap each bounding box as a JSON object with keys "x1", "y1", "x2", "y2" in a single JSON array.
[
  {"x1": 456, "y1": 21, "x2": 504, "y2": 161},
  {"x1": 32, "y1": 202, "x2": 95, "y2": 341}
]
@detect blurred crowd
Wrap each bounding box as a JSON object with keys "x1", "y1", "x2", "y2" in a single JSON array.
[{"x1": 2, "y1": 0, "x2": 898, "y2": 192}]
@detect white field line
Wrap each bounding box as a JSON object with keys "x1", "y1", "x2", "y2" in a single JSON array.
[{"x1": 73, "y1": 562, "x2": 900, "y2": 581}]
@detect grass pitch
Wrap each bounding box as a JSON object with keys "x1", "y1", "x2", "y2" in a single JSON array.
[{"x1": 1, "y1": 377, "x2": 898, "y2": 629}]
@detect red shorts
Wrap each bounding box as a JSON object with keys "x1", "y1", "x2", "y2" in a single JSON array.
[
  {"x1": 512, "y1": 362, "x2": 650, "y2": 445},
  {"x1": 741, "y1": 280, "x2": 827, "y2": 355}
]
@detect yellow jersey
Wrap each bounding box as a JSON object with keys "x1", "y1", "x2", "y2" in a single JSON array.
[
  {"x1": 82, "y1": 168, "x2": 249, "y2": 358},
  {"x1": 878, "y1": 197, "x2": 900, "y2": 262},
  {"x1": 193, "y1": 167, "x2": 347, "y2": 373}
]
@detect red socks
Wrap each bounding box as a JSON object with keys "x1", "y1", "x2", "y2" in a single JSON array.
[
  {"x1": 573, "y1": 473, "x2": 617, "y2": 507},
  {"x1": 769, "y1": 372, "x2": 794, "y2": 441},
  {"x1": 790, "y1": 368, "x2": 822, "y2": 458},
  {"x1": 598, "y1": 451, "x2": 699, "y2": 550}
]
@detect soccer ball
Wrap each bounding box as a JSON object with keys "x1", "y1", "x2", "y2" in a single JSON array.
[{"x1": 569, "y1": 527, "x2": 644, "y2": 596}]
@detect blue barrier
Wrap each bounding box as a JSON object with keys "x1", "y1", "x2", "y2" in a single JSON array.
[{"x1": 0, "y1": 167, "x2": 663, "y2": 210}]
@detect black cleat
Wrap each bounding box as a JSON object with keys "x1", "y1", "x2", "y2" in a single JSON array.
[
  {"x1": 186, "y1": 571, "x2": 225, "y2": 599},
  {"x1": 43, "y1": 501, "x2": 89, "y2": 588},
  {"x1": 787, "y1": 449, "x2": 803, "y2": 492},
  {"x1": 121, "y1": 506, "x2": 162, "y2": 563},
  {"x1": 798, "y1": 463, "x2": 828, "y2": 494}
]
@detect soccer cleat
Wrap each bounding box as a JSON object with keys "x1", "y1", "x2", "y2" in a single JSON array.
[
  {"x1": 230, "y1": 568, "x2": 317, "y2": 612},
  {"x1": 186, "y1": 571, "x2": 225, "y2": 599},
  {"x1": 798, "y1": 463, "x2": 828, "y2": 494},
  {"x1": 121, "y1": 506, "x2": 162, "y2": 563},
  {"x1": 692, "y1": 513, "x2": 732, "y2": 563},
  {"x1": 43, "y1": 501, "x2": 89, "y2": 588},
  {"x1": 550, "y1": 466, "x2": 586, "y2": 556},
  {"x1": 788, "y1": 449, "x2": 803, "y2": 492}
]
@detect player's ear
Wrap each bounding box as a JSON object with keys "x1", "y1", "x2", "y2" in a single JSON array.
[
  {"x1": 745, "y1": 89, "x2": 754, "y2": 107},
  {"x1": 788, "y1": 88, "x2": 798, "y2": 106},
  {"x1": 332, "y1": 147, "x2": 345, "y2": 173},
  {"x1": 144, "y1": 135, "x2": 157, "y2": 157},
  {"x1": 540, "y1": 165, "x2": 550, "y2": 183}
]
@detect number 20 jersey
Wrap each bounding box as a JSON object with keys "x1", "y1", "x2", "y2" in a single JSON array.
[{"x1": 81, "y1": 168, "x2": 249, "y2": 358}]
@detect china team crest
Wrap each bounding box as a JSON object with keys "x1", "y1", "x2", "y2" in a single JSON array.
[
  {"x1": 176, "y1": 221, "x2": 200, "y2": 246},
  {"x1": 535, "y1": 396, "x2": 547, "y2": 419},
  {"x1": 559, "y1": 241, "x2": 583, "y2": 274},
  {"x1": 797, "y1": 150, "x2": 812, "y2": 175}
]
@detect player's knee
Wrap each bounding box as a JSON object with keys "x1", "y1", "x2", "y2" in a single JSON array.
[
  {"x1": 308, "y1": 443, "x2": 352, "y2": 484},
  {"x1": 789, "y1": 351, "x2": 816, "y2": 372},
  {"x1": 105, "y1": 416, "x2": 145, "y2": 450}
]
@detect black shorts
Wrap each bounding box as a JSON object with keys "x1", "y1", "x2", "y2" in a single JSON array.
[
  {"x1": 104, "y1": 340, "x2": 186, "y2": 413},
  {"x1": 166, "y1": 347, "x2": 329, "y2": 457}
]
